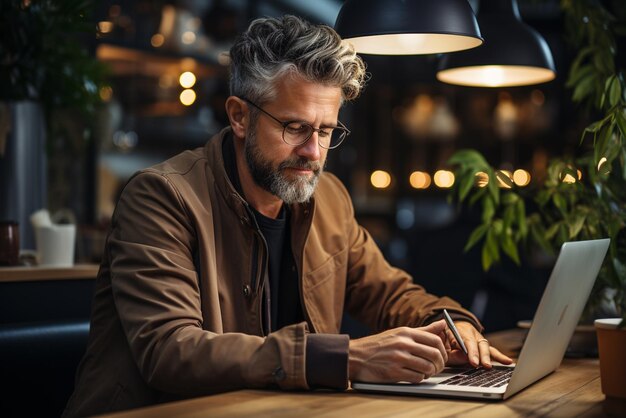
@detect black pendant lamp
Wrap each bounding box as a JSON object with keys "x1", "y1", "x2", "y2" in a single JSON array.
[
  {"x1": 334, "y1": 0, "x2": 483, "y2": 55},
  {"x1": 437, "y1": 0, "x2": 556, "y2": 87}
]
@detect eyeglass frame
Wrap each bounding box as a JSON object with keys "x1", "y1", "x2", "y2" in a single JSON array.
[{"x1": 240, "y1": 97, "x2": 351, "y2": 150}]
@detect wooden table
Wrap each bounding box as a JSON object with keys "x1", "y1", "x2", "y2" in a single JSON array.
[
  {"x1": 0, "y1": 264, "x2": 99, "y2": 282},
  {"x1": 99, "y1": 329, "x2": 614, "y2": 418}
]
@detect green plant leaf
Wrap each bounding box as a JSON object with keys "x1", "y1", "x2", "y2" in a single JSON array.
[
  {"x1": 622, "y1": 148, "x2": 626, "y2": 181},
  {"x1": 546, "y1": 222, "x2": 561, "y2": 240},
  {"x1": 482, "y1": 196, "x2": 495, "y2": 223},
  {"x1": 572, "y1": 73, "x2": 596, "y2": 102},
  {"x1": 464, "y1": 223, "x2": 489, "y2": 252},
  {"x1": 536, "y1": 189, "x2": 554, "y2": 207},
  {"x1": 495, "y1": 170, "x2": 514, "y2": 189},
  {"x1": 568, "y1": 212, "x2": 587, "y2": 238},
  {"x1": 595, "y1": 123, "x2": 614, "y2": 166},
  {"x1": 457, "y1": 169, "x2": 475, "y2": 202},
  {"x1": 487, "y1": 167, "x2": 500, "y2": 205},
  {"x1": 608, "y1": 76, "x2": 622, "y2": 107},
  {"x1": 516, "y1": 199, "x2": 528, "y2": 238},
  {"x1": 482, "y1": 227, "x2": 500, "y2": 271},
  {"x1": 553, "y1": 193, "x2": 567, "y2": 216},
  {"x1": 501, "y1": 234, "x2": 521, "y2": 265},
  {"x1": 469, "y1": 187, "x2": 487, "y2": 207},
  {"x1": 502, "y1": 193, "x2": 519, "y2": 205},
  {"x1": 448, "y1": 150, "x2": 489, "y2": 170}
]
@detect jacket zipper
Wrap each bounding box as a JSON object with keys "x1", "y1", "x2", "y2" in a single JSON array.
[
  {"x1": 293, "y1": 205, "x2": 315, "y2": 332},
  {"x1": 244, "y1": 205, "x2": 270, "y2": 336}
]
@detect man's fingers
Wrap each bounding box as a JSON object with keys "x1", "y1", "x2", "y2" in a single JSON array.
[
  {"x1": 420, "y1": 319, "x2": 447, "y2": 335},
  {"x1": 394, "y1": 349, "x2": 441, "y2": 378},
  {"x1": 489, "y1": 346, "x2": 514, "y2": 365},
  {"x1": 477, "y1": 339, "x2": 492, "y2": 368},
  {"x1": 405, "y1": 341, "x2": 446, "y2": 375}
]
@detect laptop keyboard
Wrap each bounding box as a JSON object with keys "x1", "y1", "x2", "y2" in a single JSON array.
[{"x1": 439, "y1": 367, "x2": 514, "y2": 388}]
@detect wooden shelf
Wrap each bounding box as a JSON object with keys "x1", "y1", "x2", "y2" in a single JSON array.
[{"x1": 0, "y1": 264, "x2": 99, "y2": 283}]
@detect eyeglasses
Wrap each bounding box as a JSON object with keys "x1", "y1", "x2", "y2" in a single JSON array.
[{"x1": 242, "y1": 98, "x2": 350, "y2": 149}]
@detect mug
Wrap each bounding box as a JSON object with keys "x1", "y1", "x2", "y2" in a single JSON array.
[
  {"x1": 0, "y1": 221, "x2": 20, "y2": 266},
  {"x1": 35, "y1": 224, "x2": 76, "y2": 266}
]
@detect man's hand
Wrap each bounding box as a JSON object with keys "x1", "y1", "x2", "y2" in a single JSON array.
[
  {"x1": 446, "y1": 321, "x2": 514, "y2": 368},
  {"x1": 348, "y1": 320, "x2": 448, "y2": 383}
]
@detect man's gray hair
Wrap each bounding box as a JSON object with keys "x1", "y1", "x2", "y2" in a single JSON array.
[{"x1": 229, "y1": 15, "x2": 367, "y2": 105}]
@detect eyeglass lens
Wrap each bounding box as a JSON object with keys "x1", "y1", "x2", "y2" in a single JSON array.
[{"x1": 283, "y1": 122, "x2": 346, "y2": 149}]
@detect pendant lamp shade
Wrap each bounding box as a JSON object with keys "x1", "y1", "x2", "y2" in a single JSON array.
[
  {"x1": 437, "y1": 0, "x2": 556, "y2": 87},
  {"x1": 334, "y1": 0, "x2": 483, "y2": 55}
]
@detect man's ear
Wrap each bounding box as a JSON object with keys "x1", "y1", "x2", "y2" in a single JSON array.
[{"x1": 225, "y1": 96, "x2": 248, "y2": 139}]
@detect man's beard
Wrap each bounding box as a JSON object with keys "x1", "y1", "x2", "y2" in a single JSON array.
[{"x1": 244, "y1": 130, "x2": 322, "y2": 204}]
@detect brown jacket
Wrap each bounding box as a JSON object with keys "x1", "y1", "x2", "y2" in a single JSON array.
[{"x1": 63, "y1": 128, "x2": 479, "y2": 417}]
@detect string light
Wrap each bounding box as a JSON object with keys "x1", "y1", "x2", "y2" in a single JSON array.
[
  {"x1": 434, "y1": 170, "x2": 455, "y2": 188},
  {"x1": 179, "y1": 71, "x2": 196, "y2": 88},
  {"x1": 179, "y1": 89, "x2": 196, "y2": 106},
  {"x1": 409, "y1": 171, "x2": 431, "y2": 189},
  {"x1": 513, "y1": 169, "x2": 531, "y2": 187},
  {"x1": 371, "y1": 170, "x2": 392, "y2": 189}
]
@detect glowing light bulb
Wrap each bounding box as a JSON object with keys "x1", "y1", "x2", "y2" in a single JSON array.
[
  {"x1": 179, "y1": 89, "x2": 196, "y2": 106},
  {"x1": 475, "y1": 171, "x2": 489, "y2": 188},
  {"x1": 513, "y1": 169, "x2": 531, "y2": 187},
  {"x1": 409, "y1": 171, "x2": 431, "y2": 189},
  {"x1": 179, "y1": 71, "x2": 196, "y2": 88},
  {"x1": 434, "y1": 170, "x2": 455, "y2": 188},
  {"x1": 371, "y1": 170, "x2": 392, "y2": 189},
  {"x1": 151, "y1": 33, "x2": 165, "y2": 47}
]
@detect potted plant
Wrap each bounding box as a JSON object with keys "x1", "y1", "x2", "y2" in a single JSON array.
[
  {"x1": 0, "y1": 0, "x2": 107, "y2": 248},
  {"x1": 448, "y1": 0, "x2": 625, "y2": 408}
]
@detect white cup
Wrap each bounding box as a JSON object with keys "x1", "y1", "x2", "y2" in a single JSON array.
[{"x1": 35, "y1": 224, "x2": 76, "y2": 266}]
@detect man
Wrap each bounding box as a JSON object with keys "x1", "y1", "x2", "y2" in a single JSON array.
[{"x1": 64, "y1": 15, "x2": 511, "y2": 417}]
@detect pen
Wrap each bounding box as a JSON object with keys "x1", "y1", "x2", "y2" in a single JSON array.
[{"x1": 443, "y1": 309, "x2": 468, "y2": 355}]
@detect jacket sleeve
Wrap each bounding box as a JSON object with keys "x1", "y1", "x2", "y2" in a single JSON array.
[
  {"x1": 108, "y1": 171, "x2": 309, "y2": 396},
  {"x1": 325, "y1": 175, "x2": 482, "y2": 333}
]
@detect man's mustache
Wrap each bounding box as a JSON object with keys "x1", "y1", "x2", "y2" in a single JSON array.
[{"x1": 278, "y1": 157, "x2": 321, "y2": 173}]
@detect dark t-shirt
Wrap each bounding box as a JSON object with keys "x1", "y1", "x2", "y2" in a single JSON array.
[{"x1": 249, "y1": 205, "x2": 304, "y2": 331}]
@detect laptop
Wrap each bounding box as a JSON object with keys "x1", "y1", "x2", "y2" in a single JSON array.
[{"x1": 352, "y1": 238, "x2": 610, "y2": 400}]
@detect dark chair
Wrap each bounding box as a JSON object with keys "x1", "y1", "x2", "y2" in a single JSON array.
[{"x1": 0, "y1": 320, "x2": 90, "y2": 418}]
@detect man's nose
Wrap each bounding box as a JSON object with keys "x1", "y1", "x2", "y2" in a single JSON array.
[{"x1": 295, "y1": 132, "x2": 321, "y2": 161}]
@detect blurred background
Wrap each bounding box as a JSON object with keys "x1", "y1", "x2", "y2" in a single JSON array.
[{"x1": 1, "y1": 0, "x2": 613, "y2": 333}]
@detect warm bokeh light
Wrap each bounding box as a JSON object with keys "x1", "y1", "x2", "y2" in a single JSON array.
[
  {"x1": 409, "y1": 171, "x2": 431, "y2": 189},
  {"x1": 99, "y1": 86, "x2": 113, "y2": 102},
  {"x1": 179, "y1": 71, "x2": 196, "y2": 88},
  {"x1": 475, "y1": 171, "x2": 489, "y2": 188},
  {"x1": 496, "y1": 170, "x2": 513, "y2": 188},
  {"x1": 182, "y1": 31, "x2": 196, "y2": 45},
  {"x1": 597, "y1": 157, "x2": 608, "y2": 172},
  {"x1": 562, "y1": 173, "x2": 576, "y2": 184},
  {"x1": 561, "y1": 167, "x2": 583, "y2": 183},
  {"x1": 434, "y1": 170, "x2": 455, "y2": 188},
  {"x1": 370, "y1": 170, "x2": 392, "y2": 189},
  {"x1": 531, "y1": 89, "x2": 545, "y2": 106},
  {"x1": 513, "y1": 169, "x2": 531, "y2": 187},
  {"x1": 151, "y1": 33, "x2": 165, "y2": 47},
  {"x1": 179, "y1": 89, "x2": 196, "y2": 106},
  {"x1": 98, "y1": 21, "x2": 114, "y2": 34}
]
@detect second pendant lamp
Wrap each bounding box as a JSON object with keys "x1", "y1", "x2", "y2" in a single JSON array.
[{"x1": 437, "y1": 0, "x2": 556, "y2": 87}]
